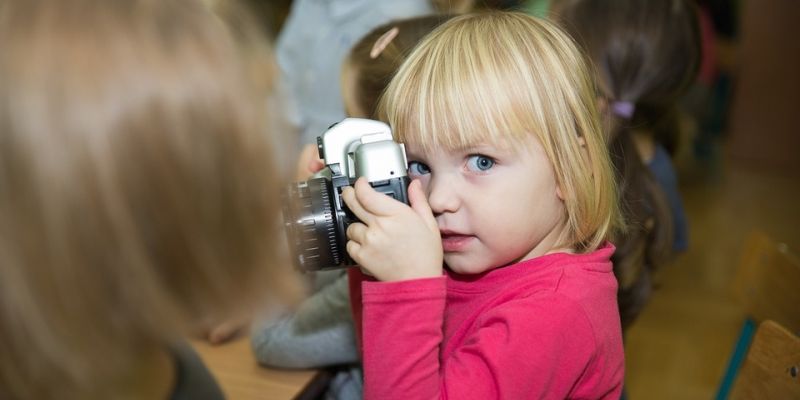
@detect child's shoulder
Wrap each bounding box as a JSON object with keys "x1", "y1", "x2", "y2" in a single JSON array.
[
  {"x1": 505, "y1": 245, "x2": 616, "y2": 293},
  {"x1": 482, "y1": 247, "x2": 619, "y2": 327},
  {"x1": 473, "y1": 288, "x2": 600, "y2": 361}
]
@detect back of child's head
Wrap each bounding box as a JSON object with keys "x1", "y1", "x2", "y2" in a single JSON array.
[
  {"x1": 380, "y1": 11, "x2": 621, "y2": 253},
  {"x1": 551, "y1": 0, "x2": 701, "y2": 327},
  {"x1": 431, "y1": 0, "x2": 475, "y2": 13},
  {"x1": 552, "y1": 0, "x2": 701, "y2": 142},
  {"x1": 343, "y1": 14, "x2": 455, "y2": 118},
  {"x1": 0, "y1": 0, "x2": 292, "y2": 398}
]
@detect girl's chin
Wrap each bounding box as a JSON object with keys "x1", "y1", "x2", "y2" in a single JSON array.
[{"x1": 444, "y1": 255, "x2": 495, "y2": 275}]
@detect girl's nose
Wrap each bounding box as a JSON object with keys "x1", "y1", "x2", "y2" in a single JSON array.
[{"x1": 426, "y1": 175, "x2": 460, "y2": 215}]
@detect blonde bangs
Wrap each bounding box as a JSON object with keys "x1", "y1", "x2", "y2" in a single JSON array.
[{"x1": 381, "y1": 13, "x2": 546, "y2": 154}]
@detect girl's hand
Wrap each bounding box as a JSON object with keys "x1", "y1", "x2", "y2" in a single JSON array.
[
  {"x1": 342, "y1": 178, "x2": 442, "y2": 282},
  {"x1": 206, "y1": 319, "x2": 247, "y2": 344},
  {"x1": 198, "y1": 315, "x2": 251, "y2": 345},
  {"x1": 295, "y1": 143, "x2": 325, "y2": 181}
]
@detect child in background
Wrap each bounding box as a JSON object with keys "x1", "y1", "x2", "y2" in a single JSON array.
[
  {"x1": 0, "y1": 0, "x2": 294, "y2": 399},
  {"x1": 340, "y1": 15, "x2": 455, "y2": 119},
  {"x1": 552, "y1": 0, "x2": 701, "y2": 328},
  {"x1": 276, "y1": 0, "x2": 474, "y2": 146},
  {"x1": 252, "y1": 15, "x2": 454, "y2": 400},
  {"x1": 344, "y1": 12, "x2": 624, "y2": 399}
]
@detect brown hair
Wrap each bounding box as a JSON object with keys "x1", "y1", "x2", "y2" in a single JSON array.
[
  {"x1": 0, "y1": 0, "x2": 293, "y2": 398},
  {"x1": 552, "y1": 0, "x2": 701, "y2": 327},
  {"x1": 344, "y1": 14, "x2": 456, "y2": 119},
  {"x1": 431, "y1": 0, "x2": 475, "y2": 13}
]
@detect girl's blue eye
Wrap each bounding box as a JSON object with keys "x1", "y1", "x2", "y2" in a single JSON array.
[
  {"x1": 466, "y1": 155, "x2": 495, "y2": 172},
  {"x1": 408, "y1": 161, "x2": 431, "y2": 176}
]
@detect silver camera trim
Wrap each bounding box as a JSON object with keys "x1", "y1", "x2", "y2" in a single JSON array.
[{"x1": 319, "y1": 118, "x2": 408, "y2": 181}]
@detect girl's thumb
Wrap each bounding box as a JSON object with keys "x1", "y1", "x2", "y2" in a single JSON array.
[{"x1": 408, "y1": 180, "x2": 437, "y2": 231}]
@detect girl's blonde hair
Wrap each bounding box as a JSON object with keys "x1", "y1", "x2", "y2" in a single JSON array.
[
  {"x1": 0, "y1": 0, "x2": 293, "y2": 398},
  {"x1": 379, "y1": 11, "x2": 622, "y2": 252}
]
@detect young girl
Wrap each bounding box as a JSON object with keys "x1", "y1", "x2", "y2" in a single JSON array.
[
  {"x1": 552, "y1": 0, "x2": 701, "y2": 328},
  {"x1": 252, "y1": 15, "x2": 455, "y2": 400},
  {"x1": 343, "y1": 11, "x2": 624, "y2": 399},
  {"x1": 0, "y1": 0, "x2": 294, "y2": 398}
]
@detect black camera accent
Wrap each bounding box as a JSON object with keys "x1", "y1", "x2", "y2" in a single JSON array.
[{"x1": 282, "y1": 118, "x2": 410, "y2": 272}]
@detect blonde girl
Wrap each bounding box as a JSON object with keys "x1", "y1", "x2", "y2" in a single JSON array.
[
  {"x1": 0, "y1": 0, "x2": 294, "y2": 398},
  {"x1": 342, "y1": 11, "x2": 625, "y2": 399}
]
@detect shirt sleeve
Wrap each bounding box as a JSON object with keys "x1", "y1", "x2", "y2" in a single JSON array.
[
  {"x1": 251, "y1": 273, "x2": 358, "y2": 368},
  {"x1": 360, "y1": 281, "x2": 598, "y2": 400},
  {"x1": 361, "y1": 277, "x2": 447, "y2": 399}
]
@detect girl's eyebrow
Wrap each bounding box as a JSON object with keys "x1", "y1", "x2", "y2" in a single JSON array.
[
  {"x1": 459, "y1": 143, "x2": 512, "y2": 155},
  {"x1": 405, "y1": 141, "x2": 511, "y2": 160},
  {"x1": 407, "y1": 145, "x2": 500, "y2": 159},
  {"x1": 461, "y1": 144, "x2": 494, "y2": 153}
]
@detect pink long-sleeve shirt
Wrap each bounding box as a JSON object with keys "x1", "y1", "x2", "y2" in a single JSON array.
[{"x1": 349, "y1": 243, "x2": 624, "y2": 399}]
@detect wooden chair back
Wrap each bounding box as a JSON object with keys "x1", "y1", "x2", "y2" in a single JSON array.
[
  {"x1": 731, "y1": 231, "x2": 800, "y2": 333},
  {"x1": 729, "y1": 320, "x2": 800, "y2": 400}
]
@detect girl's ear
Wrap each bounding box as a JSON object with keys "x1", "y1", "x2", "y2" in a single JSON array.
[{"x1": 556, "y1": 185, "x2": 566, "y2": 201}]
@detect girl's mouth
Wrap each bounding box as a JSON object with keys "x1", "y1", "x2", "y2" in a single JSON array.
[{"x1": 440, "y1": 233, "x2": 475, "y2": 252}]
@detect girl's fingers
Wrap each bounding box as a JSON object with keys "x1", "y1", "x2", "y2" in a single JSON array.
[
  {"x1": 408, "y1": 179, "x2": 438, "y2": 232},
  {"x1": 308, "y1": 158, "x2": 325, "y2": 174},
  {"x1": 346, "y1": 222, "x2": 368, "y2": 244},
  {"x1": 354, "y1": 178, "x2": 406, "y2": 216},
  {"x1": 295, "y1": 143, "x2": 324, "y2": 180},
  {"x1": 346, "y1": 240, "x2": 362, "y2": 264},
  {"x1": 208, "y1": 321, "x2": 243, "y2": 344},
  {"x1": 341, "y1": 185, "x2": 373, "y2": 225}
]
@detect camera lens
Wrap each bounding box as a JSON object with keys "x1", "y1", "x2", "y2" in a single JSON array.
[{"x1": 281, "y1": 178, "x2": 342, "y2": 271}]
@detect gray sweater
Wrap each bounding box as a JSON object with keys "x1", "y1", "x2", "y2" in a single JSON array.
[{"x1": 251, "y1": 270, "x2": 361, "y2": 399}]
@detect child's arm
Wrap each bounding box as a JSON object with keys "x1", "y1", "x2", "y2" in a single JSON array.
[{"x1": 251, "y1": 272, "x2": 359, "y2": 369}]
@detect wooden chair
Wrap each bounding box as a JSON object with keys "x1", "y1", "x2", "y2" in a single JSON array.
[
  {"x1": 732, "y1": 231, "x2": 800, "y2": 334},
  {"x1": 716, "y1": 231, "x2": 800, "y2": 399},
  {"x1": 728, "y1": 320, "x2": 800, "y2": 400}
]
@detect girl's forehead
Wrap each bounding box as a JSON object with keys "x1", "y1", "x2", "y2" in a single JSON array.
[
  {"x1": 392, "y1": 101, "x2": 539, "y2": 155},
  {"x1": 402, "y1": 133, "x2": 529, "y2": 158}
]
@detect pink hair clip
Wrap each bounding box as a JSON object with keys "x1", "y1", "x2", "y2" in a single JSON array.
[
  {"x1": 370, "y1": 27, "x2": 400, "y2": 59},
  {"x1": 611, "y1": 101, "x2": 635, "y2": 119}
]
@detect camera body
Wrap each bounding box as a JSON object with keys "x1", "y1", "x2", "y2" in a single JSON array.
[{"x1": 282, "y1": 118, "x2": 410, "y2": 272}]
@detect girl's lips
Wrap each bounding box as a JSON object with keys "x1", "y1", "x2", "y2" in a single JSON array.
[{"x1": 440, "y1": 233, "x2": 475, "y2": 252}]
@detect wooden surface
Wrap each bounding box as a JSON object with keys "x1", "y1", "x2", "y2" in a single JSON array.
[
  {"x1": 732, "y1": 231, "x2": 800, "y2": 333},
  {"x1": 730, "y1": 320, "x2": 800, "y2": 400},
  {"x1": 191, "y1": 337, "x2": 320, "y2": 400}
]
